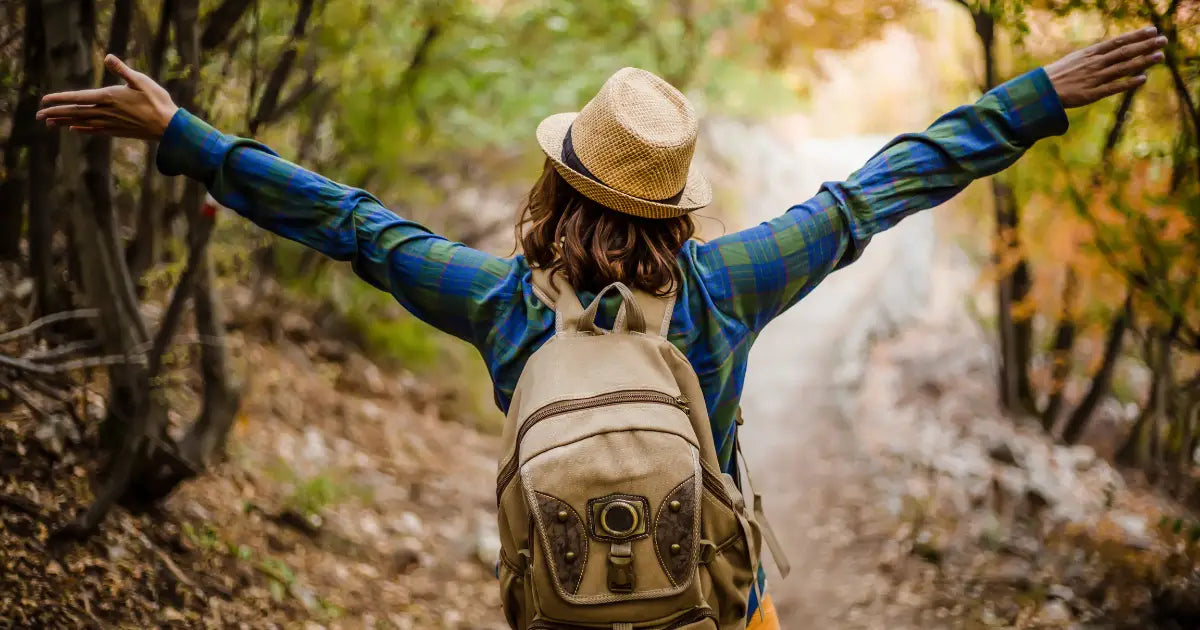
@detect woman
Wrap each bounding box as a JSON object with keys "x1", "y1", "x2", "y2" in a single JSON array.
[{"x1": 39, "y1": 27, "x2": 1165, "y2": 628}]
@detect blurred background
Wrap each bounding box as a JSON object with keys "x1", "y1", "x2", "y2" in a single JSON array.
[{"x1": 0, "y1": 0, "x2": 1198, "y2": 628}]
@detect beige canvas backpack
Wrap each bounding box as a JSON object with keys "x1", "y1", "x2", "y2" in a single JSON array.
[{"x1": 495, "y1": 271, "x2": 789, "y2": 629}]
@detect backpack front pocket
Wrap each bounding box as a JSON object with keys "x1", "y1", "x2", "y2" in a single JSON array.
[{"x1": 507, "y1": 394, "x2": 709, "y2": 624}]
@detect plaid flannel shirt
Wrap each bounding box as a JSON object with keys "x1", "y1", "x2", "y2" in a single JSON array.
[{"x1": 157, "y1": 67, "x2": 1067, "y2": 618}]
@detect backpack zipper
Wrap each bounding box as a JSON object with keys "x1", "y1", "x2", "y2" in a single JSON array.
[
  {"x1": 525, "y1": 608, "x2": 716, "y2": 629},
  {"x1": 497, "y1": 390, "x2": 690, "y2": 505},
  {"x1": 700, "y1": 466, "x2": 733, "y2": 508}
]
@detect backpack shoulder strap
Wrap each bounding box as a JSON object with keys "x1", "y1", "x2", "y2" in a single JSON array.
[
  {"x1": 531, "y1": 268, "x2": 674, "y2": 338},
  {"x1": 530, "y1": 268, "x2": 585, "y2": 333},
  {"x1": 618, "y1": 289, "x2": 674, "y2": 338}
]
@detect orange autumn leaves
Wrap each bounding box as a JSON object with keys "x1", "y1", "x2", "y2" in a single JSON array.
[{"x1": 1008, "y1": 99, "x2": 1198, "y2": 387}]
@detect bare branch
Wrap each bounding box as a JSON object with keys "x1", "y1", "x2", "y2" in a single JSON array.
[
  {"x1": 21, "y1": 339, "x2": 100, "y2": 362},
  {"x1": 0, "y1": 372, "x2": 52, "y2": 418},
  {"x1": 0, "y1": 352, "x2": 143, "y2": 375},
  {"x1": 0, "y1": 492, "x2": 42, "y2": 519},
  {"x1": 249, "y1": 0, "x2": 316, "y2": 133},
  {"x1": 1145, "y1": 0, "x2": 1200, "y2": 181},
  {"x1": 120, "y1": 519, "x2": 199, "y2": 589},
  {"x1": 147, "y1": 225, "x2": 211, "y2": 376},
  {"x1": 200, "y1": 0, "x2": 253, "y2": 52},
  {"x1": 0, "y1": 309, "x2": 99, "y2": 344}
]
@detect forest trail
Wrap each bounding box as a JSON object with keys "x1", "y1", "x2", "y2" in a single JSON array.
[{"x1": 704, "y1": 118, "x2": 939, "y2": 628}]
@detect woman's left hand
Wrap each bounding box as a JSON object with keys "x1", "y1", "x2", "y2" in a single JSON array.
[
  {"x1": 1046, "y1": 26, "x2": 1167, "y2": 108},
  {"x1": 36, "y1": 54, "x2": 178, "y2": 140}
]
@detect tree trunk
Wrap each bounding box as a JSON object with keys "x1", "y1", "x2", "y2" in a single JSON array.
[
  {"x1": 0, "y1": 6, "x2": 42, "y2": 260},
  {"x1": 1062, "y1": 296, "x2": 1130, "y2": 444},
  {"x1": 1117, "y1": 332, "x2": 1169, "y2": 467},
  {"x1": 1040, "y1": 268, "x2": 1078, "y2": 432},
  {"x1": 23, "y1": 0, "x2": 66, "y2": 317},
  {"x1": 130, "y1": 0, "x2": 243, "y2": 503},
  {"x1": 127, "y1": 0, "x2": 174, "y2": 281},
  {"x1": 38, "y1": 0, "x2": 165, "y2": 540},
  {"x1": 993, "y1": 180, "x2": 1036, "y2": 414},
  {"x1": 969, "y1": 5, "x2": 1035, "y2": 416}
]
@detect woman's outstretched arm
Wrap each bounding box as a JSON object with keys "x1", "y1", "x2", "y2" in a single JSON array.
[
  {"x1": 37, "y1": 56, "x2": 520, "y2": 350},
  {"x1": 692, "y1": 27, "x2": 1167, "y2": 334}
]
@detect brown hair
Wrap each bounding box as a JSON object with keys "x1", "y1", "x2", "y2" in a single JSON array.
[{"x1": 517, "y1": 160, "x2": 695, "y2": 296}]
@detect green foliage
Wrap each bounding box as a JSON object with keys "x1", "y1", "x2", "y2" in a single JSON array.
[
  {"x1": 271, "y1": 240, "x2": 440, "y2": 369},
  {"x1": 181, "y1": 521, "x2": 222, "y2": 551},
  {"x1": 198, "y1": 0, "x2": 768, "y2": 211},
  {"x1": 265, "y1": 458, "x2": 372, "y2": 523}
]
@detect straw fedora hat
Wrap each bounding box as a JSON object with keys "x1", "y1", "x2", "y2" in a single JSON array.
[{"x1": 536, "y1": 67, "x2": 712, "y2": 219}]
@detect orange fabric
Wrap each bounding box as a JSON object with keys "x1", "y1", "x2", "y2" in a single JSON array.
[{"x1": 746, "y1": 595, "x2": 780, "y2": 630}]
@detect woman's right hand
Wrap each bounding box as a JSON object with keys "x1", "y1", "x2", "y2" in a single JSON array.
[{"x1": 36, "y1": 54, "x2": 178, "y2": 140}]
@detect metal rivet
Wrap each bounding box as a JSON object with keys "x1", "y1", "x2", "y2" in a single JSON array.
[
  {"x1": 557, "y1": 510, "x2": 569, "y2": 522},
  {"x1": 669, "y1": 500, "x2": 682, "y2": 512},
  {"x1": 670, "y1": 543, "x2": 681, "y2": 554},
  {"x1": 565, "y1": 551, "x2": 576, "y2": 561}
]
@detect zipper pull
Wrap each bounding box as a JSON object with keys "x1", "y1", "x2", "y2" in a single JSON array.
[{"x1": 674, "y1": 394, "x2": 690, "y2": 414}]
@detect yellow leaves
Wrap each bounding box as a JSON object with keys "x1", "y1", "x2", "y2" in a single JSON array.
[{"x1": 751, "y1": 0, "x2": 921, "y2": 71}]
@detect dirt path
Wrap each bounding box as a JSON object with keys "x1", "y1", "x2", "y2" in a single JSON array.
[{"x1": 703, "y1": 118, "x2": 940, "y2": 628}]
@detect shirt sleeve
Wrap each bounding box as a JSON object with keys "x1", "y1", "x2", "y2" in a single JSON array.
[
  {"x1": 691, "y1": 67, "x2": 1069, "y2": 333},
  {"x1": 156, "y1": 110, "x2": 521, "y2": 350}
]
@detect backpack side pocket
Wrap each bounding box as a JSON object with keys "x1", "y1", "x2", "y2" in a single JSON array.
[
  {"x1": 499, "y1": 547, "x2": 532, "y2": 627},
  {"x1": 697, "y1": 467, "x2": 760, "y2": 629}
]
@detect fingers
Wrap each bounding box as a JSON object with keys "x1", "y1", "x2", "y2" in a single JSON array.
[
  {"x1": 1100, "y1": 34, "x2": 1168, "y2": 65},
  {"x1": 1098, "y1": 49, "x2": 1165, "y2": 83},
  {"x1": 104, "y1": 54, "x2": 148, "y2": 89},
  {"x1": 56, "y1": 119, "x2": 149, "y2": 139},
  {"x1": 39, "y1": 87, "x2": 113, "y2": 108},
  {"x1": 36, "y1": 103, "x2": 109, "y2": 121},
  {"x1": 1091, "y1": 26, "x2": 1160, "y2": 56},
  {"x1": 1093, "y1": 75, "x2": 1149, "y2": 101}
]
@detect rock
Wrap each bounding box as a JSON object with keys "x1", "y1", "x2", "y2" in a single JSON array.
[
  {"x1": 1034, "y1": 599, "x2": 1073, "y2": 624},
  {"x1": 390, "y1": 547, "x2": 422, "y2": 574},
  {"x1": 390, "y1": 511, "x2": 424, "y2": 536},
  {"x1": 33, "y1": 413, "x2": 80, "y2": 456},
  {"x1": 291, "y1": 583, "x2": 319, "y2": 611},
  {"x1": 13, "y1": 278, "x2": 32, "y2": 300},
  {"x1": 337, "y1": 353, "x2": 388, "y2": 397},
  {"x1": 280, "y1": 312, "x2": 313, "y2": 340},
  {"x1": 910, "y1": 530, "x2": 943, "y2": 565},
  {"x1": 316, "y1": 338, "x2": 348, "y2": 361},
  {"x1": 987, "y1": 441, "x2": 1019, "y2": 466},
  {"x1": 474, "y1": 523, "x2": 502, "y2": 568},
  {"x1": 982, "y1": 556, "x2": 1033, "y2": 589},
  {"x1": 185, "y1": 502, "x2": 212, "y2": 521},
  {"x1": 138, "y1": 302, "x2": 164, "y2": 328},
  {"x1": 107, "y1": 542, "x2": 128, "y2": 561},
  {"x1": 300, "y1": 427, "x2": 329, "y2": 464},
  {"x1": 360, "y1": 512, "x2": 382, "y2": 538},
  {"x1": 1048, "y1": 583, "x2": 1075, "y2": 602},
  {"x1": 934, "y1": 450, "x2": 989, "y2": 480},
  {"x1": 979, "y1": 603, "x2": 1016, "y2": 626},
  {"x1": 1111, "y1": 512, "x2": 1152, "y2": 549},
  {"x1": 1066, "y1": 445, "x2": 1096, "y2": 471},
  {"x1": 226, "y1": 284, "x2": 255, "y2": 315}
]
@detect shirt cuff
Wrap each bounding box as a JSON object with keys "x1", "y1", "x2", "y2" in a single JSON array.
[
  {"x1": 993, "y1": 67, "x2": 1070, "y2": 145},
  {"x1": 155, "y1": 108, "x2": 235, "y2": 182}
]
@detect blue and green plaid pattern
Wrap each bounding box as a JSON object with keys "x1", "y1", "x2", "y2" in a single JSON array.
[{"x1": 157, "y1": 67, "x2": 1067, "y2": 617}]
